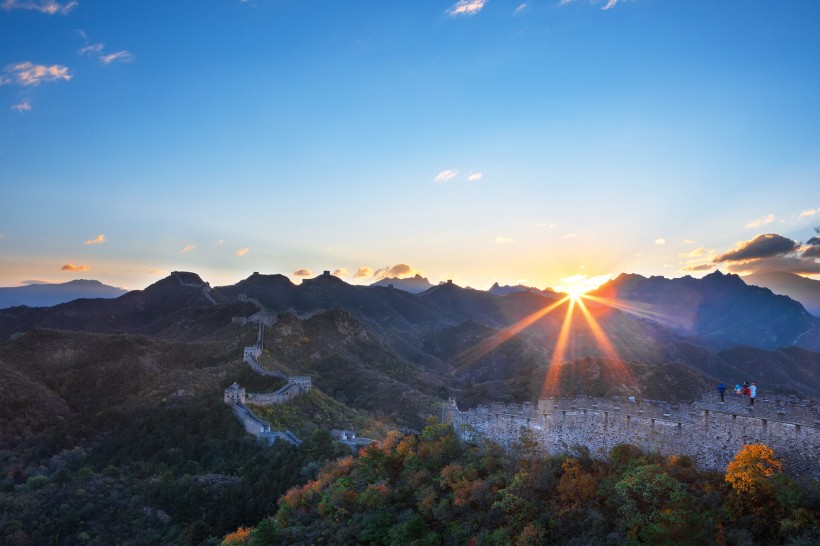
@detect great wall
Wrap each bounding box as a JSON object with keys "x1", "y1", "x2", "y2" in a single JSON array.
[
  {"x1": 442, "y1": 393, "x2": 820, "y2": 479},
  {"x1": 224, "y1": 300, "x2": 372, "y2": 449}
]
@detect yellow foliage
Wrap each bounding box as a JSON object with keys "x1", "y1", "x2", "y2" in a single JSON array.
[
  {"x1": 725, "y1": 443, "x2": 782, "y2": 495},
  {"x1": 222, "y1": 526, "x2": 252, "y2": 545}
]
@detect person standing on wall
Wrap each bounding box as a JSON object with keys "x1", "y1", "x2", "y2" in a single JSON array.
[
  {"x1": 749, "y1": 383, "x2": 756, "y2": 406},
  {"x1": 717, "y1": 383, "x2": 726, "y2": 403}
]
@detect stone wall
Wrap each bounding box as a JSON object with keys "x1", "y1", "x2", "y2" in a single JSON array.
[{"x1": 444, "y1": 394, "x2": 819, "y2": 479}]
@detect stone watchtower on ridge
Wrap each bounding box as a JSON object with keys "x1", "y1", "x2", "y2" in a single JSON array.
[{"x1": 224, "y1": 382, "x2": 246, "y2": 405}]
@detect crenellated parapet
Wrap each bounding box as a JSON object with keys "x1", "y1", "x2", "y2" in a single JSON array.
[{"x1": 444, "y1": 393, "x2": 819, "y2": 480}]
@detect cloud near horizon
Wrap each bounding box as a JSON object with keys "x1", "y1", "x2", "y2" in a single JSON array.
[
  {"x1": 236, "y1": 248, "x2": 250, "y2": 256},
  {"x1": 467, "y1": 172, "x2": 483, "y2": 181},
  {"x1": 293, "y1": 268, "x2": 313, "y2": 277},
  {"x1": 682, "y1": 263, "x2": 716, "y2": 272},
  {"x1": 2, "y1": 0, "x2": 77, "y2": 14},
  {"x1": 333, "y1": 268, "x2": 350, "y2": 277},
  {"x1": 353, "y1": 266, "x2": 373, "y2": 278},
  {"x1": 680, "y1": 246, "x2": 706, "y2": 258},
  {"x1": 84, "y1": 234, "x2": 106, "y2": 245},
  {"x1": 694, "y1": 233, "x2": 820, "y2": 275},
  {"x1": 447, "y1": 0, "x2": 486, "y2": 16},
  {"x1": 494, "y1": 236, "x2": 514, "y2": 244},
  {"x1": 181, "y1": 244, "x2": 196, "y2": 253},
  {"x1": 1, "y1": 62, "x2": 71, "y2": 87},
  {"x1": 715, "y1": 233, "x2": 797, "y2": 262},
  {"x1": 373, "y1": 263, "x2": 423, "y2": 281},
  {"x1": 61, "y1": 263, "x2": 90, "y2": 271}
]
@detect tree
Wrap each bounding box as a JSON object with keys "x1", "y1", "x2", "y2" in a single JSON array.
[{"x1": 725, "y1": 443, "x2": 782, "y2": 497}]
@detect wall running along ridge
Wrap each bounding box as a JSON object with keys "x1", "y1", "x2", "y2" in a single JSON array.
[{"x1": 442, "y1": 394, "x2": 819, "y2": 479}]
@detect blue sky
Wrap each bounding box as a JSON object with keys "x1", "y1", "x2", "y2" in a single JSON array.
[{"x1": 1, "y1": 0, "x2": 819, "y2": 291}]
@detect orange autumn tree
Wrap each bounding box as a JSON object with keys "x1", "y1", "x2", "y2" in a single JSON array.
[
  {"x1": 222, "y1": 526, "x2": 252, "y2": 545},
  {"x1": 725, "y1": 443, "x2": 782, "y2": 496}
]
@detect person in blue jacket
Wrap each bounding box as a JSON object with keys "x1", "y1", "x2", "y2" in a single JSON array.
[{"x1": 717, "y1": 383, "x2": 726, "y2": 402}]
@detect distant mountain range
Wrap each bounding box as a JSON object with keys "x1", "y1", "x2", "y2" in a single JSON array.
[
  {"x1": 1, "y1": 269, "x2": 818, "y2": 402},
  {"x1": 488, "y1": 282, "x2": 557, "y2": 297},
  {"x1": 0, "y1": 279, "x2": 128, "y2": 309},
  {"x1": 743, "y1": 270, "x2": 820, "y2": 317},
  {"x1": 589, "y1": 270, "x2": 819, "y2": 350}
]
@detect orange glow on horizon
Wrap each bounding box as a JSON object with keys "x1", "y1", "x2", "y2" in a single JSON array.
[{"x1": 554, "y1": 273, "x2": 611, "y2": 299}]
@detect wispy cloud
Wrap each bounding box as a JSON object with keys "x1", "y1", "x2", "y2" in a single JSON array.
[
  {"x1": 682, "y1": 263, "x2": 715, "y2": 272},
  {"x1": 682, "y1": 239, "x2": 695, "y2": 244},
  {"x1": 562, "y1": 233, "x2": 576, "y2": 239},
  {"x1": 84, "y1": 234, "x2": 106, "y2": 245},
  {"x1": 2, "y1": 62, "x2": 71, "y2": 86},
  {"x1": 79, "y1": 42, "x2": 133, "y2": 64},
  {"x1": 602, "y1": 0, "x2": 619, "y2": 10},
  {"x1": 353, "y1": 266, "x2": 373, "y2": 278},
  {"x1": 513, "y1": 3, "x2": 527, "y2": 14},
  {"x1": 293, "y1": 268, "x2": 313, "y2": 277},
  {"x1": 799, "y1": 208, "x2": 818, "y2": 218},
  {"x1": 467, "y1": 172, "x2": 483, "y2": 181},
  {"x1": 654, "y1": 238, "x2": 666, "y2": 245},
  {"x1": 0, "y1": 233, "x2": 5, "y2": 239},
  {"x1": 333, "y1": 268, "x2": 350, "y2": 277},
  {"x1": 2, "y1": 0, "x2": 77, "y2": 15},
  {"x1": 100, "y1": 51, "x2": 133, "y2": 64},
  {"x1": 147, "y1": 269, "x2": 166, "y2": 275},
  {"x1": 680, "y1": 247, "x2": 706, "y2": 258},
  {"x1": 11, "y1": 98, "x2": 31, "y2": 112},
  {"x1": 494, "y1": 236, "x2": 514, "y2": 244},
  {"x1": 61, "y1": 263, "x2": 90, "y2": 271},
  {"x1": 434, "y1": 169, "x2": 459, "y2": 183},
  {"x1": 236, "y1": 247, "x2": 250, "y2": 256},
  {"x1": 746, "y1": 213, "x2": 775, "y2": 228},
  {"x1": 447, "y1": 0, "x2": 486, "y2": 16},
  {"x1": 78, "y1": 43, "x2": 103, "y2": 56},
  {"x1": 181, "y1": 244, "x2": 196, "y2": 253}
]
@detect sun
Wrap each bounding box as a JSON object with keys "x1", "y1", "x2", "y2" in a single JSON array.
[
  {"x1": 554, "y1": 273, "x2": 611, "y2": 300},
  {"x1": 564, "y1": 284, "x2": 586, "y2": 300}
]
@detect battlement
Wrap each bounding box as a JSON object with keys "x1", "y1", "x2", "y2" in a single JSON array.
[
  {"x1": 444, "y1": 393, "x2": 819, "y2": 480},
  {"x1": 229, "y1": 376, "x2": 312, "y2": 407}
]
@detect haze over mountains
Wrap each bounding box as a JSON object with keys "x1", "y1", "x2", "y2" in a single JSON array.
[
  {"x1": 0, "y1": 279, "x2": 127, "y2": 309},
  {"x1": 744, "y1": 270, "x2": 820, "y2": 317}
]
